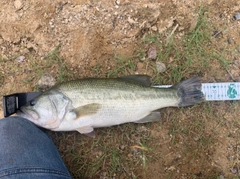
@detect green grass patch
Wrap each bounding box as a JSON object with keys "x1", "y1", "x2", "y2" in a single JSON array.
[
  {"x1": 107, "y1": 55, "x2": 136, "y2": 77},
  {"x1": 43, "y1": 44, "x2": 72, "y2": 82},
  {"x1": 107, "y1": 6, "x2": 225, "y2": 85}
]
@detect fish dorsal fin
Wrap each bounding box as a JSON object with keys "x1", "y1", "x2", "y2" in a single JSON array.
[
  {"x1": 119, "y1": 75, "x2": 152, "y2": 87},
  {"x1": 71, "y1": 103, "x2": 102, "y2": 119}
]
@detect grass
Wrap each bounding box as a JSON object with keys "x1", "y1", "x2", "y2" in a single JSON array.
[
  {"x1": 110, "y1": 149, "x2": 121, "y2": 176},
  {"x1": 106, "y1": 6, "x2": 226, "y2": 85},
  {"x1": 0, "y1": 44, "x2": 72, "y2": 97},
  {"x1": 43, "y1": 44, "x2": 72, "y2": 82},
  {"x1": 28, "y1": 45, "x2": 71, "y2": 88},
  {"x1": 148, "y1": 7, "x2": 214, "y2": 84},
  {"x1": 107, "y1": 55, "x2": 136, "y2": 77},
  {"x1": 74, "y1": 6, "x2": 236, "y2": 178},
  {"x1": 91, "y1": 64, "x2": 102, "y2": 77},
  {"x1": 19, "y1": 44, "x2": 72, "y2": 87},
  {"x1": 2, "y1": 4, "x2": 239, "y2": 179}
]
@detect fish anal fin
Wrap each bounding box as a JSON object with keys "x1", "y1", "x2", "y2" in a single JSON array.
[
  {"x1": 76, "y1": 126, "x2": 95, "y2": 138},
  {"x1": 134, "y1": 112, "x2": 161, "y2": 123},
  {"x1": 120, "y1": 75, "x2": 152, "y2": 87},
  {"x1": 84, "y1": 131, "x2": 96, "y2": 138},
  {"x1": 72, "y1": 103, "x2": 102, "y2": 119}
]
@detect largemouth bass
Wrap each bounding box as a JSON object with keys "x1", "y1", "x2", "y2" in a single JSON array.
[{"x1": 17, "y1": 75, "x2": 203, "y2": 137}]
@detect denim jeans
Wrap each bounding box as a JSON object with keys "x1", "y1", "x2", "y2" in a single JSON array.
[{"x1": 0, "y1": 117, "x2": 72, "y2": 179}]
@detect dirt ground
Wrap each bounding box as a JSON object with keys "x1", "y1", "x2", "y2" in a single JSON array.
[{"x1": 1, "y1": 0, "x2": 240, "y2": 178}]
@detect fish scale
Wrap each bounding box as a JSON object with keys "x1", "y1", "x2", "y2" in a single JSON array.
[{"x1": 17, "y1": 76, "x2": 203, "y2": 136}]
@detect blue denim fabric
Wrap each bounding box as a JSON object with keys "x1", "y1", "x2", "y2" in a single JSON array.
[{"x1": 0, "y1": 117, "x2": 72, "y2": 179}]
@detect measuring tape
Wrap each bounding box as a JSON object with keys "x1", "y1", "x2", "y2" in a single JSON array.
[
  {"x1": 154, "y1": 82, "x2": 240, "y2": 101},
  {"x1": 201, "y1": 83, "x2": 240, "y2": 101}
]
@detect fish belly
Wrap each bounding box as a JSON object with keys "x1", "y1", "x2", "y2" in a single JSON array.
[{"x1": 56, "y1": 96, "x2": 178, "y2": 131}]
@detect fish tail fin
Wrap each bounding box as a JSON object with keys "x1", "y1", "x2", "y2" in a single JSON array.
[{"x1": 173, "y1": 77, "x2": 204, "y2": 107}]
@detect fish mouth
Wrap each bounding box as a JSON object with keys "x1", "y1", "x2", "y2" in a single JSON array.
[{"x1": 18, "y1": 107, "x2": 39, "y2": 121}]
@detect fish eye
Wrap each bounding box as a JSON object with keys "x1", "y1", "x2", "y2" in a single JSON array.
[{"x1": 30, "y1": 100, "x2": 36, "y2": 106}]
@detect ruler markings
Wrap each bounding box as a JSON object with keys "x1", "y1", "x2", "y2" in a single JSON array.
[{"x1": 154, "y1": 82, "x2": 240, "y2": 101}]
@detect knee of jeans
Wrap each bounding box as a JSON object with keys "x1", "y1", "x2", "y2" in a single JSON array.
[
  {"x1": 0, "y1": 116, "x2": 32, "y2": 128},
  {"x1": 0, "y1": 116, "x2": 53, "y2": 140}
]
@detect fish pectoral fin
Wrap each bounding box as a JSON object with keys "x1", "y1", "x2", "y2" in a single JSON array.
[
  {"x1": 76, "y1": 126, "x2": 95, "y2": 138},
  {"x1": 119, "y1": 75, "x2": 152, "y2": 87},
  {"x1": 134, "y1": 112, "x2": 161, "y2": 123},
  {"x1": 72, "y1": 103, "x2": 102, "y2": 119}
]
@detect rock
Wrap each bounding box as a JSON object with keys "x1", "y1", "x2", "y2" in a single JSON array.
[
  {"x1": 16, "y1": 56, "x2": 25, "y2": 63},
  {"x1": 119, "y1": 145, "x2": 125, "y2": 150},
  {"x1": 231, "y1": 166, "x2": 238, "y2": 174},
  {"x1": 233, "y1": 13, "x2": 240, "y2": 20},
  {"x1": 228, "y1": 38, "x2": 233, "y2": 44},
  {"x1": 115, "y1": 0, "x2": 120, "y2": 5},
  {"x1": 156, "y1": 61, "x2": 166, "y2": 73},
  {"x1": 147, "y1": 46, "x2": 157, "y2": 60},
  {"x1": 37, "y1": 73, "x2": 56, "y2": 91},
  {"x1": 14, "y1": 0, "x2": 23, "y2": 10},
  {"x1": 151, "y1": 26, "x2": 157, "y2": 31}
]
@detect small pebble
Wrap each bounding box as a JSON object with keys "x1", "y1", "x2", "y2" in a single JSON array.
[
  {"x1": 147, "y1": 46, "x2": 157, "y2": 60},
  {"x1": 151, "y1": 26, "x2": 158, "y2": 31},
  {"x1": 37, "y1": 73, "x2": 56, "y2": 91},
  {"x1": 228, "y1": 38, "x2": 233, "y2": 44},
  {"x1": 16, "y1": 56, "x2": 25, "y2": 63},
  {"x1": 115, "y1": 0, "x2": 120, "y2": 5},
  {"x1": 233, "y1": 13, "x2": 240, "y2": 20},
  {"x1": 231, "y1": 166, "x2": 238, "y2": 174},
  {"x1": 156, "y1": 61, "x2": 166, "y2": 73},
  {"x1": 14, "y1": 0, "x2": 23, "y2": 10},
  {"x1": 119, "y1": 145, "x2": 125, "y2": 150}
]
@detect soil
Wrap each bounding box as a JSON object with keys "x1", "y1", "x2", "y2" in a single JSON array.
[{"x1": 0, "y1": 0, "x2": 240, "y2": 179}]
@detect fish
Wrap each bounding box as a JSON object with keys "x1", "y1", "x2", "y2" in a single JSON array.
[{"x1": 17, "y1": 75, "x2": 204, "y2": 137}]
